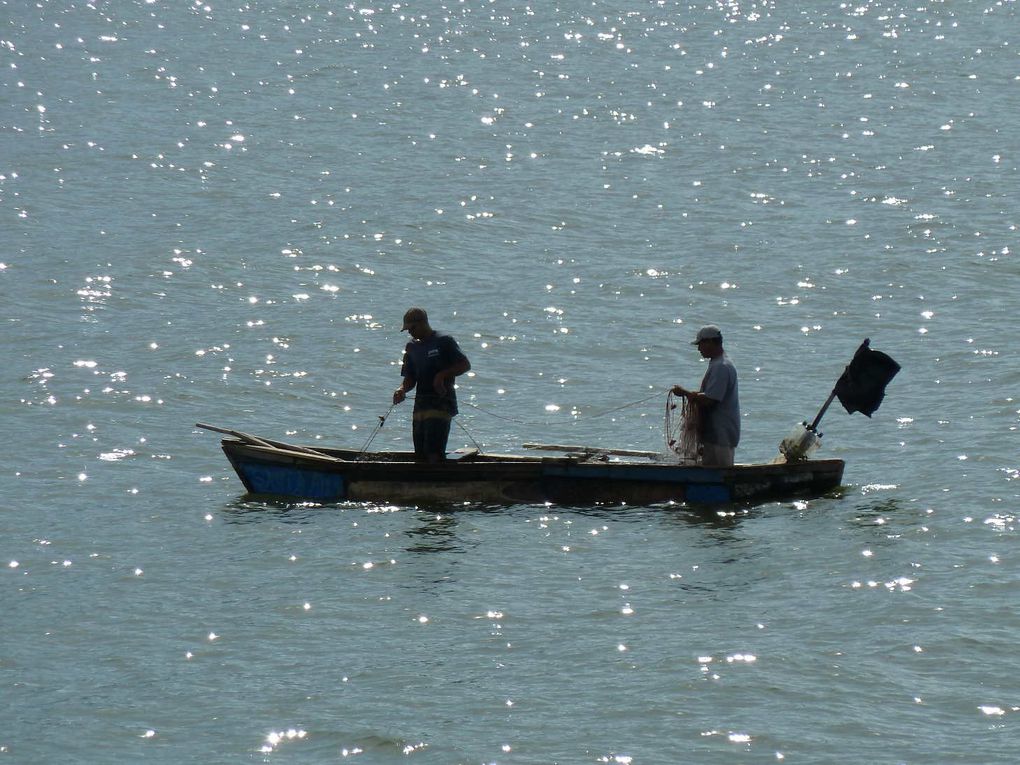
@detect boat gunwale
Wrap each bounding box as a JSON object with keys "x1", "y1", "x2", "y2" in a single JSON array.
[{"x1": 217, "y1": 437, "x2": 845, "y2": 474}]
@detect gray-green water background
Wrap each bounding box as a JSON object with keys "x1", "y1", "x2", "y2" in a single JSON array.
[{"x1": 3, "y1": 1, "x2": 1018, "y2": 762}]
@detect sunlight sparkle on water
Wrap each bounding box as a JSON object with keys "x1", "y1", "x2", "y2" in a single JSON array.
[
  {"x1": 261, "y1": 728, "x2": 307, "y2": 753},
  {"x1": 726, "y1": 653, "x2": 756, "y2": 664},
  {"x1": 979, "y1": 705, "x2": 1006, "y2": 716},
  {"x1": 100, "y1": 449, "x2": 135, "y2": 461},
  {"x1": 885, "y1": 577, "x2": 914, "y2": 592}
]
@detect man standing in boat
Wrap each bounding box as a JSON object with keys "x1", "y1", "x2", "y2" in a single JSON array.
[
  {"x1": 672, "y1": 325, "x2": 740, "y2": 466},
  {"x1": 392, "y1": 307, "x2": 471, "y2": 462}
]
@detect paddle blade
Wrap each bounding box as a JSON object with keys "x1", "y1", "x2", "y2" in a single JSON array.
[{"x1": 834, "y1": 339, "x2": 901, "y2": 417}]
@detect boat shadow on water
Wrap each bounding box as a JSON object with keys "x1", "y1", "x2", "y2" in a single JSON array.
[
  {"x1": 215, "y1": 483, "x2": 848, "y2": 530},
  {"x1": 217, "y1": 497, "x2": 334, "y2": 525}
]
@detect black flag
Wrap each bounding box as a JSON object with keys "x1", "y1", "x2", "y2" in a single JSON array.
[{"x1": 833, "y1": 339, "x2": 900, "y2": 417}]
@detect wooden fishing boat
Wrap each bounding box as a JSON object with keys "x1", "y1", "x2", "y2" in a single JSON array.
[
  {"x1": 198, "y1": 424, "x2": 844, "y2": 506},
  {"x1": 194, "y1": 339, "x2": 905, "y2": 507}
]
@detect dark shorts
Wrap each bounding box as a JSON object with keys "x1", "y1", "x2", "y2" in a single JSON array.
[{"x1": 412, "y1": 407, "x2": 453, "y2": 459}]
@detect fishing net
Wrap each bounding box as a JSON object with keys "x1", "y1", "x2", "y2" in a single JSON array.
[
  {"x1": 777, "y1": 421, "x2": 821, "y2": 462},
  {"x1": 665, "y1": 390, "x2": 700, "y2": 463}
]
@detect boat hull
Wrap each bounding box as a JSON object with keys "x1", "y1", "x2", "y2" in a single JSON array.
[{"x1": 220, "y1": 440, "x2": 844, "y2": 506}]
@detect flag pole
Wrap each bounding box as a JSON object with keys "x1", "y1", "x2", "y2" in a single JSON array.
[
  {"x1": 782, "y1": 339, "x2": 898, "y2": 462},
  {"x1": 808, "y1": 390, "x2": 837, "y2": 432}
]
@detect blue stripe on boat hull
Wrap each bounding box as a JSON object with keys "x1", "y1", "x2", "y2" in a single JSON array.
[
  {"x1": 238, "y1": 461, "x2": 347, "y2": 501},
  {"x1": 541, "y1": 463, "x2": 732, "y2": 503}
]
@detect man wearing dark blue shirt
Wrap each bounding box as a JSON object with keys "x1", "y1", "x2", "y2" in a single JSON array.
[{"x1": 392, "y1": 307, "x2": 471, "y2": 462}]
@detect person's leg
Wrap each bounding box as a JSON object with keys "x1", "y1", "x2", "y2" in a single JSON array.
[
  {"x1": 701, "y1": 442, "x2": 735, "y2": 467},
  {"x1": 417, "y1": 412, "x2": 452, "y2": 462},
  {"x1": 411, "y1": 414, "x2": 426, "y2": 457},
  {"x1": 426, "y1": 416, "x2": 450, "y2": 465}
]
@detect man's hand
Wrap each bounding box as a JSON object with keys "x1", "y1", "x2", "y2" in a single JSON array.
[{"x1": 393, "y1": 387, "x2": 406, "y2": 404}]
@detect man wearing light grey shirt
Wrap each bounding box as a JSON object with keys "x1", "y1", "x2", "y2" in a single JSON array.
[{"x1": 672, "y1": 325, "x2": 740, "y2": 466}]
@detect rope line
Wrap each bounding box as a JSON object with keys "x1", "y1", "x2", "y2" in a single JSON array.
[
  {"x1": 461, "y1": 389, "x2": 667, "y2": 427},
  {"x1": 367, "y1": 389, "x2": 676, "y2": 458},
  {"x1": 454, "y1": 417, "x2": 484, "y2": 452},
  {"x1": 358, "y1": 403, "x2": 396, "y2": 457}
]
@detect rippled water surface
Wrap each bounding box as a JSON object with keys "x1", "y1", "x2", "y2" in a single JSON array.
[{"x1": 3, "y1": 1, "x2": 1019, "y2": 762}]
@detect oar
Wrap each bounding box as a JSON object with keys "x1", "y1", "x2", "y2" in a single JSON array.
[
  {"x1": 195, "y1": 423, "x2": 341, "y2": 461},
  {"x1": 196, "y1": 422, "x2": 276, "y2": 447}
]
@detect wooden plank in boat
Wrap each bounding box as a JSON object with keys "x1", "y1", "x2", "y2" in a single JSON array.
[{"x1": 522, "y1": 442, "x2": 662, "y2": 458}]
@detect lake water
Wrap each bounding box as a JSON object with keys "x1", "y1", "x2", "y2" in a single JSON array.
[{"x1": 3, "y1": 1, "x2": 1019, "y2": 762}]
